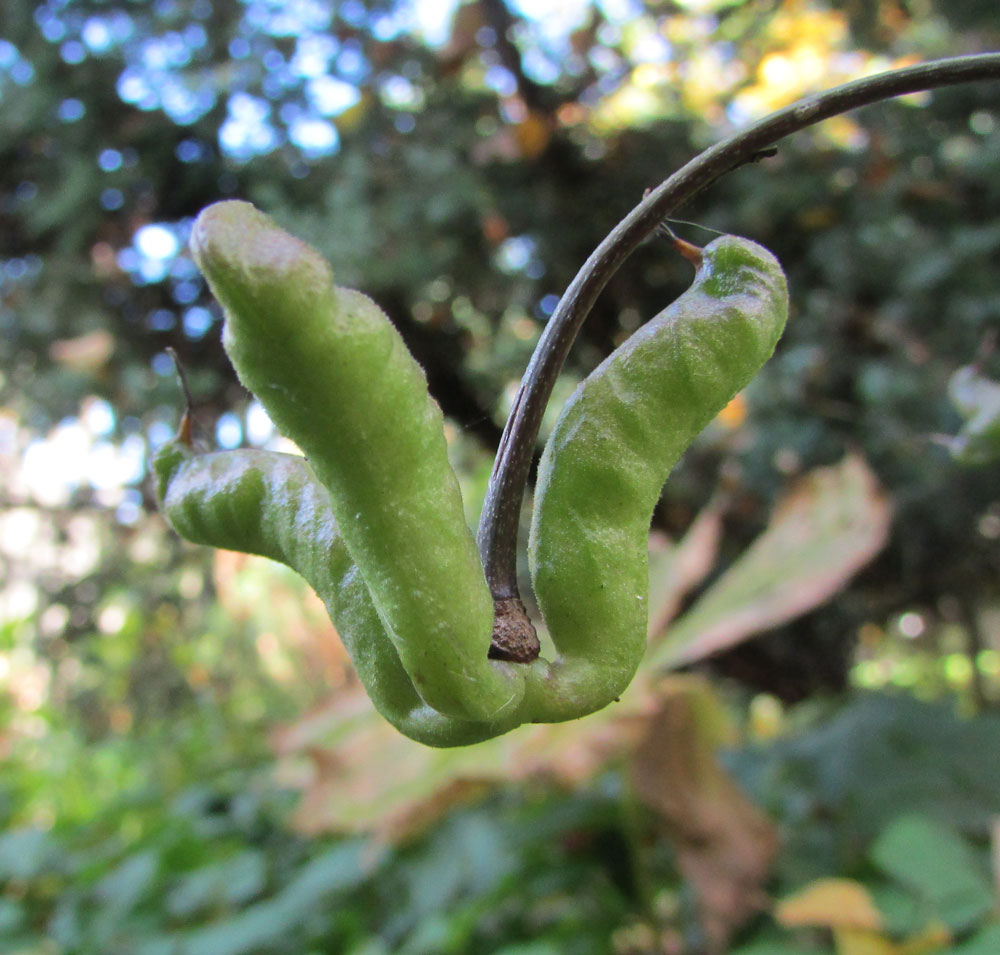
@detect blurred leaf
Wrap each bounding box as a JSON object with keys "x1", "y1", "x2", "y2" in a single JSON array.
[
  {"x1": 47, "y1": 328, "x2": 115, "y2": 372},
  {"x1": 631, "y1": 678, "x2": 778, "y2": 953},
  {"x1": 0, "y1": 827, "x2": 58, "y2": 880},
  {"x1": 870, "y1": 815, "x2": 994, "y2": 931},
  {"x1": 94, "y1": 848, "x2": 160, "y2": 915},
  {"x1": 651, "y1": 454, "x2": 891, "y2": 668},
  {"x1": 646, "y1": 494, "x2": 726, "y2": 637},
  {"x1": 730, "y1": 941, "x2": 824, "y2": 955},
  {"x1": 168, "y1": 840, "x2": 384, "y2": 955},
  {"x1": 895, "y1": 922, "x2": 953, "y2": 955},
  {"x1": 943, "y1": 365, "x2": 1000, "y2": 466},
  {"x1": 0, "y1": 898, "x2": 25, "y2": 933},
  {"x1": 165, "y1": 850, "x2": 268, "y2": 919},
  {"x1": 734, "y1": 694, "x2": 1000, "y2": 889},
  {"x1": 936, "y1": 925, "x2": 1000, "y2": 955},
  {"x1": 777, "y1": 878, "x2": 884, "y2": 931}
]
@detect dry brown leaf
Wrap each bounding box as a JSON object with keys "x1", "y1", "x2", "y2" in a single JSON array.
[
  {"x1": 653, "y1": 453, "x2": 891, "y2": 668},
  {"x1": 48, "y1": 329, "x2": 114, "y2": 371},
  {"x1": 214, "y1": 550, "x2": 351, "y2": 688},
  {"x1": 647, "y1": 494, "x2": 726, "y2": 638},
  {"x1": 630, "y1": 677, "x2": 778, "y2": 954}
]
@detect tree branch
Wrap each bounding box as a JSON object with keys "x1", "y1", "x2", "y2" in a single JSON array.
[{"x1": 477, "y1": 52, "x2": 1000, "y2": 611}]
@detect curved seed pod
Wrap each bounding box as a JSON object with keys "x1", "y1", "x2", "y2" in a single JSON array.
[
  {"x1": 154, "y1": 439, "x2": 516, "y2": 746},
  {"x1": 527, "y1": 235, "x2": 789, "y2": 721},
  {"x1": 156, "y1": 208, "x2": 789, "y2": 745},
  {"x1": 189, "y1": 202, "x2": 524, "y2": 723}
]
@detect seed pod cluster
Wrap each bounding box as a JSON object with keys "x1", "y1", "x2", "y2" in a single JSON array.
[{"x1": 155, "y1": 202, "x2": 788, "y2": 746}]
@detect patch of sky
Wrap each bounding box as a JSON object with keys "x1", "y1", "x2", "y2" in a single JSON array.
[
  {"x1": 506, "y1": 0, "x2": 589, "y2": 44},
  {"x1": 136, "y1": 224, "x2": 179, "y2": 260},
  {"x1": 484, "y1": 65, "x2": 517, "y2": 96},
  {"x1": 291, "y1": 33, "x2": 338, "y2": 78},
  {"x1": 289, "y1": 116, "x2": 339, "y2": 157},
  {"x1": 19, "y1": 418, "x2": 147, "y2": 508},
  {"x1": 82, "y1": 17, "x2": 114, "y2": 53},
  {"x1": 98, "y1": 149, "x2": 123, "y2": 173},
  {"x1": 0, "y1": 40, "x2": 19, "y2": 69},
  {"x1": 216, "y1": 412, "x2": 243, "y2": 449},
  {"x1": 58, "y1": 98, "x2": 86, "y2": 121},
  {"x1": 60, "y1": 40, "x2": 86, "y2": 65},
  {"x1": 151, "y1": 352, "x2": 176, "y2": 377},
  {"x1": 245, "y1": 402, "x2": 274, "y2": 445},
  {"x1": 171, "y1": 280, "x2": 200, "y2": 306},
  {"x1": 589, "y1": 45, "x2": 622, "y2": 75},
  {"x1": 87, "y1": 434, "x2": 147, "y2": 489},
  {"x1": 82, "y1": 398, "x2": 115, "y2": 437},
  {"x1": 117, "y1": 68, "x2": 156, "y2": 108},
  {"x1": 380, "y1": 74, "x2": 423, "y2": 110},
  {"x1": 147, "y1": 420, "x2": 174, "y2": 450},
  {"x1": 183, "y1": 23, "x2": 207, "y2": 50},
  {"x1": 182, "y1": 306, "x2": 214, "y2": 339},
  {"x1": 412, "y1": 0, "x2": 460, "y2": 46},
  {"x1": 338, "y1": 0, "x2": 367, "y2": 27},
  {"x1": 169, "y1": 252, "x2": 198, "y2": 281},
  {"x1": 496, "y1": 236, "x2": 536, "y2": 274},
  {"x1": 10, "y1": 60, "x2": 35, "y2": 85},
  {"x1": 244, "y1": 0, "x2": 332, "y2": 37},
  {"x1": 146, "y1": 308, "x2": 176, "y2": 332},
  {"x1": 141, "y1": 32, "x2": 191, "y2": 71},
  {"x1": 118, "y1": 222, "x2": 185, "y2": 284},
  {"x1": 598, "y1": 0, "x2": 645, "y2": 23},
  {"x1": 521, "y1": 49, "x2": 560, "y2": 85},
  {"x1": 539, "y1": 293, "x2": 560, "y2": 317},
  {"x1": 308, "y1": 75, "x2": 360, "y2": 116},
  {"x1": 175, "y1": 139, "x2": 206, "y2": 162},
  {"x1": 371, "y1": 9, "x2": 409, "y2": 42},
  {"x1": 101, "y1": 189, "x2": 125, "y2": 211},
  {"x1": 336, "y1": 42, "x2": 368, "y2": 81},
  {"x1": 2, "y1": 256, "x2": 41, "y2": 285},
  {"x1": 40, "y1": 18, "x2": 67, "y2": 42},
  {"x1": 219, "y1": 92, "x2": 279, "y2": 159},
  {"x1": 161, "y1": 81, "x2": 214, "y2": 125},
  {"x1": 631, "y1": 30, "x2": 671, "y2": 63}
]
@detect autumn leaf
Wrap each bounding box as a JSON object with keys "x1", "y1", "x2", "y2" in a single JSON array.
[
  {"x1": 631, "y1": 678, "x2": 779, "y2": 954},
  {"x1": 651, "y1": 454, "x2": 891, "y2": 668}
]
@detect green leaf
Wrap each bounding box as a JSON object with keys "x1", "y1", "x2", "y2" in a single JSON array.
[
  {"x1": 0, "y1": 898, "x2": 25, "y2": 934},
  {"x1": 165, "y1": 850, "x2": 268, "y2": 918},
  {"x1": 870, "y1": 814, "x2": 994, "y2": 931},
  {"x1": 172, "y1": 840, "x2": 383, "y2": 955},
  {"x1": 94, "y1": 849, "x2": 160, "y2": 914},
  {"x1": 937, "y1": 924, "x2": 1000, "y2": 955},
  {"x1": 0, "y1": 827, "x2": 58, "y2": 880},
  {"x1": 730, "y1": 938, "x2": 826, "y2": 955}
]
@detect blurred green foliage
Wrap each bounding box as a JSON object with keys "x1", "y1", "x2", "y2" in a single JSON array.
[{"x1": 2, "y1": 693, "x2": 999, "y2": 953}]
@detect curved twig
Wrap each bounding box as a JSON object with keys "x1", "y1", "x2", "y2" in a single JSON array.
[{"x1": 477, "y1": 52, "x2": 1000, "y2": 613}]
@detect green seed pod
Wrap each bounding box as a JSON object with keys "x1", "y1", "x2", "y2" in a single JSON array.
[
  {"x1": 189, "y1": 202, "x2": 525, "y2": 723},
  {"x1": 156, "y1": 203, "x2": 789, "y2": 747},
  {"x1": 154, "y1": 439, "x2": 516, "y2": 746},
  {"x1": 527, "y1": 234, "x2": 789, "y2": 720}
]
